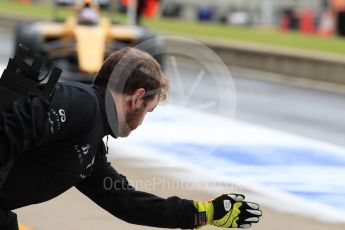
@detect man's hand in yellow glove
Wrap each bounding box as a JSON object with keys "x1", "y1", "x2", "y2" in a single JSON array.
[{"x1": 194, "y1": 194, "x2": 262, "y2": 228}]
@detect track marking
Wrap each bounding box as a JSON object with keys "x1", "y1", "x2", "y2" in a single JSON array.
[
  {"x1": 0, "y1": 63, "x2": 5, "y2": 77},
  {"x1": 108, "y1": 104, "x2": 345, "y2": 223}
]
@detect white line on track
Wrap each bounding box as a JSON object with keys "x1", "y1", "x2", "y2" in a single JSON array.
[{"x1": 0, "y1": 64, "x2": 5, "y2": 77}]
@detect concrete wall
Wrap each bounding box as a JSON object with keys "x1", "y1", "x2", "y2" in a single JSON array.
[{"x1": 203, "y1": 39, "x2": 345, "y2": 85}]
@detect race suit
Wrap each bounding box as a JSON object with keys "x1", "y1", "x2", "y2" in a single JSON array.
[{"x1": 0, "y1": 82, "x2": 196, "y2": 229}]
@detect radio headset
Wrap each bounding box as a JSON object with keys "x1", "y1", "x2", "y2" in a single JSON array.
[{"x1": 0, "y1": 44, "x2": 62, "y2": 112}]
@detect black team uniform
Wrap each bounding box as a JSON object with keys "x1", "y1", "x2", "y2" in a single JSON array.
[{"x1": 0, "y1": 82, "x2": 196, "y2": 230}]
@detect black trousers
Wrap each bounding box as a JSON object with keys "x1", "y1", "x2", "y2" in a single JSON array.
[
  {"x1": 0, "y1": 161, "x2": 17, "y2": 230},
  {"x1": 0, "y1": 210, "x2": 18, "y2": 230}
]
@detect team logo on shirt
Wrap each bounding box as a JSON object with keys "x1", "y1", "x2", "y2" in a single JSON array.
[
  {"x1": 58, "y1": 109, "x2": 66, "y2": 123},
  {"x1": 79, "y1": 156, "x2": 95, "y2": 179},
  {"x1": 81, "y1": 144, "x2": 91, "y2": 155},
  {"x1": 47, "y1": 108, "x2": 67, "y2": 134},
  {"x1": 74, "y1": 144, "x2": 91, "y2": 164}
]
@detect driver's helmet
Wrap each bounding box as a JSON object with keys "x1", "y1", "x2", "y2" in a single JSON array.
[{"x1": 78, "y1": 4, "x2": 99, "y2": 25}]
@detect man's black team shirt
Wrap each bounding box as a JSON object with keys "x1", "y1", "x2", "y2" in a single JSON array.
[{"x1": 0, "y1": 82, "x2": 196, "y2": 229}]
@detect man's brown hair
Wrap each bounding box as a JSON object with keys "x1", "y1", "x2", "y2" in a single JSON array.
[{"x1": 94, "y1": 47, "x2": 168, "y2": 103}]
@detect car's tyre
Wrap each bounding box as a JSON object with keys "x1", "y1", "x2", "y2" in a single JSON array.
[
  {"x1": 135, "y1": 32, "x2": 165, "y2": 69},
  {"x1": 14, "y1": 23, "x2": 44, "y2": 57}
]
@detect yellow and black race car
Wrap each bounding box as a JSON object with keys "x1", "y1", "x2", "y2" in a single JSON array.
[{"x1": 14, "y1": 0, "x2": 163, "y2": 82}]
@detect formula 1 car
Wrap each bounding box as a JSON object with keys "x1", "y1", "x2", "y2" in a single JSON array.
[{"x1": 14, "y1": 0, "x2": 163, "y2": 82}]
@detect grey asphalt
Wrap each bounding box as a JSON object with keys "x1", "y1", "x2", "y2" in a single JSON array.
[
  {"x1": 164, "y1": 56, "x2": 345, "y2": 148},
  {"x1": 1, "y1": 26, "x2": 345, "y2": 148}
]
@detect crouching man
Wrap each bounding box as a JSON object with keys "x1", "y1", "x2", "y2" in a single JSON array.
[{"x1": 0, "y1": 47, "x2": 262, "y2": 229}]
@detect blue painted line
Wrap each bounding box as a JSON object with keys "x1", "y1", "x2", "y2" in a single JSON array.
[
  {"x1": 289, "y1": 191, "x2": 345, "y2": 209},
  {"x1": 146, "y1": 142, "x2": 345, "y2": 212},
  {"x1": 149, "y1": 143, "x2": 345, "y2": 166}
]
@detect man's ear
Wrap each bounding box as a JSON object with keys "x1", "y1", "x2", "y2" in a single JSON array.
[{"x1": 128, "y1": 88, "x2": 145, "y2": 109}]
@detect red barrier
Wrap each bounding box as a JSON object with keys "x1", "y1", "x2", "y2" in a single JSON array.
[
  {"x1": 299, "y1": 10, "x2": 315, "y2": 34},
  {"x1": 122, "y1": 0, "x2": 159, "y2": 17},
  {"x1": 143, "y1": 0, "x2": 159, "y2": 17},
  {"x1": 279, "y1": 15, "x2": 290, "y2": 32},
  {"x1": 15, "y1": 0, "x2": 31, "y2": 3}
]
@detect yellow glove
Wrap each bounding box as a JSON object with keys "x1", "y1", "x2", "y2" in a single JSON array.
[{"x1": 194, "y1": 194, "x2": 262, "y2": 228}]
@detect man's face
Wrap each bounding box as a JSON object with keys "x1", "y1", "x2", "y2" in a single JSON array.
[{"x1": 118, "y1": 93, "x2": 159, "y2": 137}]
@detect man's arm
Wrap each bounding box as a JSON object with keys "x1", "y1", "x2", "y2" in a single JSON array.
[
  {"x1": 75, "y1": 146, "x2": 196, "y2": 229},
  {"x1": 0, "y1": 84, "x2": 99, "y2": 167}
]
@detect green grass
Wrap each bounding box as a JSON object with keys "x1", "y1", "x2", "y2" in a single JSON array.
[
  {"x1": 144, "y1": 18, "x2": 345, "y2": 56},
  {"x1": 0, "y1": 1, "x2": 125, "y2": 22},
  {"x1": 1, "y1": 1, "x2": 345, "y2": 56},
  {"x1": 0, "y1": 0, "x2": 54, "y2": 19}
]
